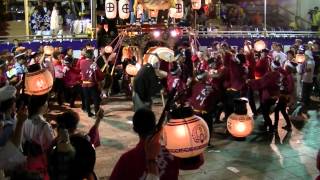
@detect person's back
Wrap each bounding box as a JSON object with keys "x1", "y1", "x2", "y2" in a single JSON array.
[{"x1": 110, "y1": 140, "x2": 180, "y2": 180}]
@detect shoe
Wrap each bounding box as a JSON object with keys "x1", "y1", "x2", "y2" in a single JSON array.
[{"x1": 282, "y1": 126, "x2": 292, "y2": 131}]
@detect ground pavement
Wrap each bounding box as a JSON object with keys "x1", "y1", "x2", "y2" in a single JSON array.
[{"x1": 48, "y1": 95, "x2": 320, "y2": 180}]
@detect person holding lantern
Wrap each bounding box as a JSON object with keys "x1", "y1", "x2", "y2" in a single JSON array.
[
  {"x1": 110, "y1": 108, "x2": 204, "y2": 180},
  {"x1": 247, "y1": 60, "x2": 281, "y2": 133}
]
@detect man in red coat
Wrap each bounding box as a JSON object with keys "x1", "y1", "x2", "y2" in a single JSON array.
[
  {"x1": 248, "y1": 61, "x2": 281, "y2": 132},
  {"x1": 224, "y1": 52, "x2": 248, "y2": 119},
  {"x1": 79, "y1": 49, "x2": 104, "y2": 117},
  {"x1": 189, "y1": 70, "x2": 220, "y2": 146}
]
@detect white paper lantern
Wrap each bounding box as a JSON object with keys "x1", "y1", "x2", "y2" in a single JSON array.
[
  {"x1": 254, "y1": 40, "x2": 266, "y2": 52},
  {"x1": 169, "y1": 8, "x2": 176, "y2": 18},
  {"x1": 163, "y1": 115, "x2": 209, "y2": 158},
  {"x1": 175, "y1": 0, "x2": 184, "y2": 19},
  {"x1": 191, "y1": 0, "x2": 201, "y2": 10},
  {"x1": 105, "y1": 0, "x2": 117, "y2": 19},
  {"x1": 118, "y1": 0, "x2": 130, "y2": 19}
]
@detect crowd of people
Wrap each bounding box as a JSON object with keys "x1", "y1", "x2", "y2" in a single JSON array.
[
  {"x1": 28, "y1": 1, "x2": 88, "y2": 36},
  {"x1": 1, "y1": 36, "x2": 320, "y2": 179}
]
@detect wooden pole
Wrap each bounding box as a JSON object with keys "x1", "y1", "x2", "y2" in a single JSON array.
[{"x1": 24, "y1": 0, "x2": 30, "y2": 37}]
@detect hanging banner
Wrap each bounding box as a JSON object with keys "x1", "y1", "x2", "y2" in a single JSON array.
[
  {"x1": 105, "y1": 0, "x2": 117, "y2": 19},
  {"x1": 175, "y1": 0, "x2": 184, "y2": 19},
  {"x1": 119, "y1": 0, "x2": 130, "y2": 19}
]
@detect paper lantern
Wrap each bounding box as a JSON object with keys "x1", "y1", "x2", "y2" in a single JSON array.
[
  {"x1": 169, "y1": 8, "x2": 176, "y2": 18},
  {"x1": 125, "y1": 64, "x2": 138, "y2": 76},
  {"x1": 254, "y1": 40, "x2": 266, "y2": 52},
  {"x1": 175, "y1": 0, "x2": 184, "y2": 19},
  {"x1": 227, "y1": 114, "x2": 254, "y2": 138},
  {"x1": 191, "y1": 0, "x2": 201, "y2": 10},
  {"x1": 163, "y1": 115, "x2": 209, "y2": 158},
  {"x1": 118, "y1": 0, "x2": 130, "y2": 19},
  {"x1": 44, "y1": 46, "x2": 54, "y2": 55},
  {"x1": 105, "y1": 46, "x2": 113, "y2": 53},
  {"x1": 105, "y1": 0, "x2": 117, "y2": 19},
  {"x1": 149, "y1": 9, "x2": 159, "y2": 18},
  {"x1": 295, "y1": 54, "x2": 306, "y2": 63},
  {"x1": 25, "y1": 68, "x2": 54, "y2": 95}
]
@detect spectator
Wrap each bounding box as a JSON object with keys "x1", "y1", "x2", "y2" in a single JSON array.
[
  {"x1": 64, "y1": 9, "x2": 76, "y2": 34},
  {"x1": 48, "y1": 109, "x2": 103, "y2": 180},
  {"x1": 0, "y1": 85, "x2": 27, "y2": 171},
  {"x1": 300, "y1": 50, "x2": 315, "y2": 107},
  {"x1": 110, "y1": 108, "x2": 203, "y2": 180},
  {"x1": 310, "y1": 7, "x2": 320, "y2": 31},
  {"x1": 22, "y1": 94, "x2": 55, "y2": 180}
]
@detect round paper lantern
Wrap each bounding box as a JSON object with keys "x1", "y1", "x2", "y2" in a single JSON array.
[
  {"x1": 125, "y1": 64, "x2": 138, "y2": 76},
  {"x1": 175, "y1": 0, "x2": 184, "y2": 19},
  {"x1": 169, "y1": 8, "x2": 176, "y2": 18},
  {"x1": 191, "y1": 0, "x2": 201, "y2": 10},
  {"x1": 149, "y1": 9, "x2": 159, "y2": 18},
  {"x1": 295, "y1": 54, "x2": 306, "y2": 63},
  {"x1": 105, "y1": 0, "x2": 117, "y2": 19},
  {"x1": 163, "y1": 115, "x2": 209, "y2": 158},
  {"x1": 44, "y1": 46, "x2": 54, "y2": 55},
  {"x1": 254, "y1": 40, "x2": 266, "y2": 52},
  {"x1": 25, "y1": 68, "x2": 54, "y2": 96},
  {"x1": 118, "y1": 0, "x2": 130, "y2": 19},
  {"x1": 227, "y1": 114, "x2": 254, "y2": 138},
  {"x1": 105, "y1": 46, "x2": 113, "y2": 54}
]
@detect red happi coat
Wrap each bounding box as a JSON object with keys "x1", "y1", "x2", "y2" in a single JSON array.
[
  {"x1": 248, "y1": 70, "x2": 281, "y2": 103},
  {"x1": 245, "y1": 51, "x2": 256, "y2": 79},
  {"x1": 188, "y1": 81, "x2": 220, "y2": 113},
  {"x1": 254, "y1": 57, "x2": 270, "y2": 79},
  {"x1": 224, "y1": 52, "x2": 247, "y2": 93}
]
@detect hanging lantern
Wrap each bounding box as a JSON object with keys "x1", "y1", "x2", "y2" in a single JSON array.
[
  {"x1": 227, "y1": 99, "x2": 254, "y2": 138},
  {"x1": 163, "y1": 113, "x2": 209, "y2": 158},
  {"x1": 191, "y1": 0, "x2": 201, "y2": 10},
  {"x1": 118, "y1": 0, "x2": 130, "y2": 19},
  {"x1": 295, "y1": 54, "x2": 306, "y2": 63},
  {"x1": 25, "y1": 64, "x2": 54, "y2": 96},
  {"x1": 105, "y1": 0, "x2": 117, "y2": 19},
  {"x1": 254, "y1": 40, "x2": 266, "y2": 52},
  {"x1": 175, "y1": 0, "x2": 184, "y2": 19},
  {"x1": 149, "y1": 9, "x2": 159, "y2": 18},
  {"x1": 169, "y1": 8, "x2": 176, "y2": 18}
]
